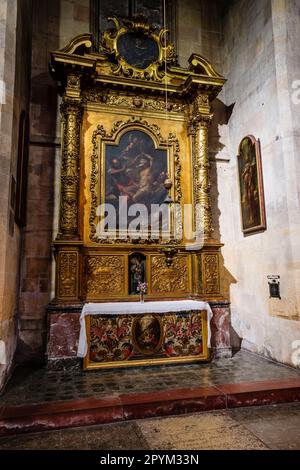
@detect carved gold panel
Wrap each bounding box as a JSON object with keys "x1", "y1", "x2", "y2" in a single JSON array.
[
  {"x1": 57, "y1": 250, "x2": 79, "y2": 299},
  {"x1": 150, "y1": 254, "x2": 191, "y2": 295},
  {"x1": 200, "y1": 253, "x2": 220, "y2": 295},
  {"x1": 85, "y1": 254, "x2": 126, "y2": 298}
]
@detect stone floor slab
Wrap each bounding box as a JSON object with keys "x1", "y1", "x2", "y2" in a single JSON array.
[
  {"x1": 1, "y1": 350, "x2": 299, "y2": 407},
  {"x1": 136, "y1": 412, "x2": 268, "y2": 450},
  {"x1": 1, "y1": 404, "x2": 300, "y2": 450}
]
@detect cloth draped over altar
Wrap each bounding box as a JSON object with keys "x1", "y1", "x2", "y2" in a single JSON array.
[{"x1": 77, "y1": 300, "x2": 213, "y2": 368}]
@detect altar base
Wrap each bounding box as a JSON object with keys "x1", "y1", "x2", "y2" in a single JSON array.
[
  {"x1": 46, "y1": 300, "x2": 232, "y2": 369},
  {"x1": 210, "y1": 301, "x2": 232, "y2": 359}
]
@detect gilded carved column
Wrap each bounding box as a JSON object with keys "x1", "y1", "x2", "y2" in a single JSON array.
[
  {"x1": 58, "y1": 73, "x2": 82, "y2": 240},
  {"x1": 190, "y1": 93, "x2": 213, "y2": 240},
  {"x1": 198, "y1": 118, "x2": 213, "y2": 238}
]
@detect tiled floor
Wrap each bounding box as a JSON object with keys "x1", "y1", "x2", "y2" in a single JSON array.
[
  {"x1": 0, "y1": 403, "x2": 300, "y2": 450},
  {"x1": 1, "y1": 350, "x2": 299, "y2": 406}
]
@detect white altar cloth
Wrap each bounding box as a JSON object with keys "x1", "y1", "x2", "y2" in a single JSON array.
[{"x1": 77, "y1": 300, "x2": 213, "y2": 358}]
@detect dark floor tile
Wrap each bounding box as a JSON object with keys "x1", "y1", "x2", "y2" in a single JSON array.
[{"x1": 1, "y1": 350, "x2": 300, "y2": 406}]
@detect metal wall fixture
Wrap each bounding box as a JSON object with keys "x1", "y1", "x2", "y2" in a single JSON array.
[{"x1": 267, "y1": 275, "x2": 281, "y2": 300}]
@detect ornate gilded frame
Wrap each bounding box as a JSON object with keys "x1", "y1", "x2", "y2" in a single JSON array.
[
  {"x1": 237, "y1": 135, "x2": 266, "y2": 235},
  {"x1": 101, "y1": 16, "x2": 176, "y2": 81},
  {"x1": 89, "y1": 117, "x2": 182, "y2": 244}
]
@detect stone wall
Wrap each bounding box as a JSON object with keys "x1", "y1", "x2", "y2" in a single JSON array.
[
  {"x1": 176, "y1": 0, "x2": 231, "y2": 243},
  {"x1": 177, "y1": 0, "x2": 222, "y2": 71},
  {"x1": 177, "y1": 0, "x2": 300, "y2": 367},
  {"x1": 17, "y1": 0, "x2": 89, "y2": 363},
  {"x1": 218, "y1": 0, "x2": 300, "y2": 365},
  {"x1": 0, "y1": 0, "x2": 32, "y2": 389}
]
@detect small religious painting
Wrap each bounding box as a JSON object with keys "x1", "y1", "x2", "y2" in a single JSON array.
[
  {"x1": 129, "y1": 253, "x2": 146, "y2": 295},
  {"x1": 117, "y1": 32, "x2": 159, "y2": 69},
  {"x1": 104, "y1": 129, "x2": 168, "y2": 231},
  {"x1": 132, "y1": 314, "x2": 162, "y2": 355},
  {"x1": 237, "y1": 136, "x2": 266, "y2": 234}
]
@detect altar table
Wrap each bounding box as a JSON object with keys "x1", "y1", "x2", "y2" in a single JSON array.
[{"x1": 77, "y1": 300, "x2": 213, "y2": 370}]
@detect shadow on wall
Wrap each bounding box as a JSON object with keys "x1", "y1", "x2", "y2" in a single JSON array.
[
  {"x1": 221, "y1": 257, "x2": 242, "y2": 353},
  {"x1": 16, "y1": 0, "x2": 61, "y2": 365},
  {"x1": 209, "y1": 98, "x2": 235, "y2": 241},
  {"x1": 208, "y1": 98, "x2": 242, "y2": 351}
]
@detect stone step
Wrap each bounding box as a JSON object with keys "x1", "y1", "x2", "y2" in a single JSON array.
[{"x1": 1, "y1": 378, "x2": 300, "y2": 436}]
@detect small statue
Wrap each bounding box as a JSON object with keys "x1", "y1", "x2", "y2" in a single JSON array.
[{"x1": 130, "y1": 254, "x2": 145, "y2": 294}]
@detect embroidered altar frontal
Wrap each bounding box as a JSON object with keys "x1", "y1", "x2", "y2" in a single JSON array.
[{"x1": 84, "y1": 309, "x2": 208, "y2": 369}]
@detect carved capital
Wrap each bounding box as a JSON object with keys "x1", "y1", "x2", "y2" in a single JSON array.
[
  {"x1": 190, "y1": 92, "x2": 212, "y2": 126},
  {"x1": 65, "y1": 72, "x2": 82, "y2": 99},
  {"x1": 60, "y1": 98, "x2": 82, "y2": 120}
]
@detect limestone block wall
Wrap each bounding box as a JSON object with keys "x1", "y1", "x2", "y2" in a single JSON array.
[
  {"x1": 17, "y1": 0, "x2": 89, "y2": 363},
  {"x1": 0, "y1": 0, "x2": 32, "y2": 389},
  {"x1": 176, "y1": 0, "x2": 231, "y2": 243},
  {"x1": 177, "y1": 0, "x2": 300, "y2": 367},
  {"x1": 218, "y1": 0, "x2": 300, "y2": 365}
]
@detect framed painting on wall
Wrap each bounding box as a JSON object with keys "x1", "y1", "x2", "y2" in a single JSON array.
[{"x1": 237, "y1": 135, "x2": 266, "y2": 235}]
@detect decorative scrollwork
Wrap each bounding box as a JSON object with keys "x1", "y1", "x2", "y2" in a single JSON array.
[
  {"x1": 85, "y1": 255, "x2": 125, "y2": 296},
  {"x1": 58, "y1": 251, "x2": 78, "y2": 298},
  {"x1": 100, "y1": 16, "x2": 176, "y2": 82},
  {"x1": 168, "y1": 132, "x2": 182, "y2": 203},
  {"x1": 151, "y1": 255, "x2": 189, "y2": 294},
  {"x1": 67, "y1": 73, "x2": 81, "y2": 90},
  {"x1": 202, "y1": 253, "x2": 220, "y2": 294},
  {"x1": 82, "y1": 90, "x2": 186, "y2": 114}
]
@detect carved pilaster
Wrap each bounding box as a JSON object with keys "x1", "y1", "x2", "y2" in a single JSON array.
[
  {"x1": 58, "y1": 82, "x2": 82, "y2": 239},
  {"x1": 190, "y1": 92, "x2": 213, "y2": 240},
  {"x1": 201, "y1": 252, "x2": 220, "y2": 295},
  {"x1": 198, "y1": 119, "x2": 213, "y2": 238},
  {"x1": 56, "y1": 248, "x2": 80, "y2": 300}
]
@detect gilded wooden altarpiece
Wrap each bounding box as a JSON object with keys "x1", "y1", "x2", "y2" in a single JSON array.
[{"x1": 50, "y1": 16, "x2": 226, "y2": 368}]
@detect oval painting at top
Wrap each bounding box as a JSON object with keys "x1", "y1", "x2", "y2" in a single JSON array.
[{"x1": 117, "y1": 32, "x2": 159, "y2": 70}]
